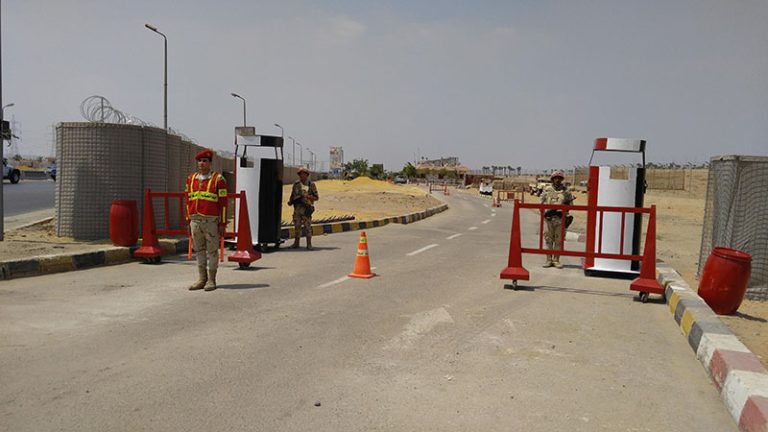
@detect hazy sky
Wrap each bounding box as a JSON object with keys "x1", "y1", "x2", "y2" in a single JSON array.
[{"x1": 3, "y1": 0, "x2": 767, "y2": 170}]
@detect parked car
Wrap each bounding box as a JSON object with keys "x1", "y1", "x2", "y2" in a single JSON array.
[
  {"x1": 45, "y1": 163, "x2": 57, "y2": 181},
  {"x1": 393, "y1": 176, "x2": 407, "y2": 184},
  {"x1": 2, "y1": 158, "x2": 20, "y2": 184}
]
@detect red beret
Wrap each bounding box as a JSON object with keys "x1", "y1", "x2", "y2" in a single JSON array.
[{"x1": 195, "y1": 149, "x2": 213, "y2": 161}]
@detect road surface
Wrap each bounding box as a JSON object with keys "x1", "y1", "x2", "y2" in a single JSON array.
[
  {"x1": 0, "y1": 190, "x2": 736, "y2": 431},
  {"x1": 2, "y1": 179, "x2": 55, "y2": 216}
]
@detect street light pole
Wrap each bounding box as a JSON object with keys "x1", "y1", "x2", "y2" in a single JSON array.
[
  {"x1": 274, "y1": 123, "x2": 283, "y2": 138},
  {"x1": 297, "y1": 142, "x2": 303, "y2": 167},
  {"x1": 145, "y1": 23, "x2": 168, "y2": 131},
  {"x1": 307, "y1": 149, "x2": 315, "y2": 171},
  {"x1": 1, "y1": 1, "x2": 6, "y2": 241},
  {"x1": 230, "y1": 93, "x2": 247, "y2": 127},
  {"x1": 288, "y1": 136, "x2": 296, "y2": 166}
]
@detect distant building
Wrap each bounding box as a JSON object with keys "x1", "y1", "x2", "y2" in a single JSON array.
[{"x1": 330, "y1": 147, "x2": 344, "y2": 170}]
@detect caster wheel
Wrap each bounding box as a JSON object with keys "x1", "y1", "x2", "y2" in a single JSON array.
[
  {"x1": 639, "y1": 292, "x2": 649, "y2": 303},
  {"x1": 238, "y1": 262, "x2": 251, "y2": 269}
]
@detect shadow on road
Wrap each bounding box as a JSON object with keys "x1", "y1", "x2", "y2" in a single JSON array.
[
  {"x1": 218, "y1": 283, "x2": 270, "y2": 290},
  {"x1": 504, "y1": 284, "x2": 640, "y2": 299}
]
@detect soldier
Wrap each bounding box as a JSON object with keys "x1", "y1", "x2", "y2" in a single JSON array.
[
  {"x1": 288, "y1": 167, "x2": 319, "y2": 250},
  {"x1": 185, "y1": 149, "x2": 228, "y2": 291},
  {"x1": 540, "y1": 170, "x2": 574, "y2": 269}
]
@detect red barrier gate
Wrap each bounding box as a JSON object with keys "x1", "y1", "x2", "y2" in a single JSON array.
[
  {"x1": 428, "y1": 183, "x2": 449, "y2": 195},
  {"x1": 496, "y1": 190, "x2": 526, "y2": 203},
  {"x1": 134, "y1": 189, "x2": 261, "y2": 268},
  {"x1": 500, "y1": 200, "x2": 663, "y2": 302}
]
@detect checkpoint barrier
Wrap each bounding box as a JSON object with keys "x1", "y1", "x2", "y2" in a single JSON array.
[
  {"x1": 496, "y1": 189, "x2": 526, "y2": 203},
  {"x1": 500, "y1": 200, "x2": 663, "y2": 302},
  {"x1": 134, "y1": 189, "x2": 261, "y2": 268},
  {"x1": 428, "y1": 182, "x2": 450, "y2": 195}
]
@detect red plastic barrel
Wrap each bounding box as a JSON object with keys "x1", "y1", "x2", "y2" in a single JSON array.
[
  {"x1": 110, "y1": 200, "x2": 139, "y2": 246},
  {"x1": 698, "y1": 247, "x2": 752, "y2": 315}
]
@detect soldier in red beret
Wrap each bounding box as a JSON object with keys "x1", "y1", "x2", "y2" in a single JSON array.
[{"x1": 185, "y1": 149, "x2": 228, "y2": 291}]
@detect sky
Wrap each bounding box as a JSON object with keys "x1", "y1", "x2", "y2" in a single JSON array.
[{"x1": 2, "y1": 0, "x2": 767, "y2": 171}]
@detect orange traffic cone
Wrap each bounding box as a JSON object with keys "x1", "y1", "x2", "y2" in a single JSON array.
[{"x1": 348, "y1": 231, "x2": 376, "y2": 278}]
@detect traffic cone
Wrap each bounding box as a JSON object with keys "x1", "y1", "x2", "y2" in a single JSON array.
[
  {"x1": 348, "y1": 231, "x2": 376, "y2": 278},
  {"x1": 228, "y1": 191, "x2": 262, "y2": 266},
  {"x1": 630, "y1": 205, "x2": 664, "y2": 295},
  {"x1": 134, "y1": 189, "x2": 164, "y2": 260}
]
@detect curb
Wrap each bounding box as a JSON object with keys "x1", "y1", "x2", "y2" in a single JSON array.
[
  {"x1": 656, "y1": 261, "x2": 768, "y2": 432},
  {"x1": 0, "y1": 204, "x2": 449, "y2": 281}
]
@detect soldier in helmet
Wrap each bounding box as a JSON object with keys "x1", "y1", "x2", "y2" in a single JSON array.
[
  {"x1": 288, "y1": 166, "x2": 319, "y2": 250},
  {"x1": 540, "y1": 170, "x2": 574, "y2": 268},
  {"x1": 185, "y1": 149, "x2": 228, "y2": 291}
]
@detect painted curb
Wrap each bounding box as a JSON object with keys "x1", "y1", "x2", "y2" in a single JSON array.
[
  {"x1": 0, "y1": 204, "x2": 449, "y2": 281},
  {"x1": 656, "y1": 261, "x2": 768, "y2": 432}
]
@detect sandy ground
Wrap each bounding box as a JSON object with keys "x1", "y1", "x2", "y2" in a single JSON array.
[{"x1": 2, "y1": 174, "x2": 765, "y2": 367}]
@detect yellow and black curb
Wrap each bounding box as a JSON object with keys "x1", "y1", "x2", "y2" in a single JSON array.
[
  {"x1": 0, "y1": 204, "x2": 449, "y2": 281},
  {"x1": 656, "y1": 261, "x2": 768, "y2": 432}
]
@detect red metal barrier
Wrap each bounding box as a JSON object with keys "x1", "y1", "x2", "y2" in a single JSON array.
[
  {"x1": 428, "y1": 183, "x2": 449, "y2": 194},
  {"x1": 496, "y1": 189, "x2": 526, "y2": 203},
  {"x1": 499, "y1": 200, "x2": 663, "y2": 301},
  {"x1": 134, "y1": 189, "x2": 260, "y2": 267}
]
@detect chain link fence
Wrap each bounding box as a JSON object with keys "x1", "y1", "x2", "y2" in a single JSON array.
[{"x1": 698, "y1": 155, "x2": 768, "y2": 300}]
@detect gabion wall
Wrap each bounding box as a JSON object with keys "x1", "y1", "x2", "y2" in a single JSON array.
[
  {"x1": 698, "y1": 155, "x2": 768, "y2": 300},
  {"x1": 55, "y1": 122, "x2": 233, "y2": 240}
]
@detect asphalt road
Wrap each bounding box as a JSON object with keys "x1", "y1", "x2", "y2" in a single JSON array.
[
  {"x1": 1, "y1": 178, "x2": 55, "y2": 216},
  {"x1": 0, "y1": 190, "x2": 737, "y2": 431}
]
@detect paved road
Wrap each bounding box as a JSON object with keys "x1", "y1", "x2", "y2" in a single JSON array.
[
  {"x1": 0, "y1": 191, "x2": 737, "y2": 431},
  {"x1": 2, "y1": 179, "x2": 55, "y2": 216}
]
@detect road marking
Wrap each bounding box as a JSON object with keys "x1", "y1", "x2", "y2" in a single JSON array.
[
  {"x1": 317, "y1": 276, "x2": 349, "y2": 289},
  {"x1": 491, "y1": 213, "x2": 496, "y2": 217},
  {"x1": 446, "y1": 233, "x2": 462, "y2": 240},
  {"x1": 468, "y1": 226, "x2": 478, "y2": 231},
  {"x1": 481, "y1": 219, "x2": 491, "y2": 224},
  {"x1": 316, "y1": 267, "x2": 378, "y2": 288},
  {"x1": 406, "y1": 244, "x2": 438, "y2": 256}
]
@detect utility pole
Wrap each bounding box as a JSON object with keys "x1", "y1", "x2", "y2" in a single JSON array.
[{"x1": 1, "y1": 0, "x2": 5, "y2": 241}]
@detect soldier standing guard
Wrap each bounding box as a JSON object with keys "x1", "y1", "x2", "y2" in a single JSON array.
[
  {"x1": 186, "y1": 149, "x2": 228, "y2": 291},
  {"x1": 540, "y1": 170, "x2": 574, "y2": 269},
  {"x1": 288, "y1": 167, "x2": 319, "y2": 250}
]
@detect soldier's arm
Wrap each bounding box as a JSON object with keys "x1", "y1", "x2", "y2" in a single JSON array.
[{"x1": 310, "y1": 183, "x2": 319, "y2": 202}]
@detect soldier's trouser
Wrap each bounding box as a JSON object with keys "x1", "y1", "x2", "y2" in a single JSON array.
[
  {"x1": 190, "y1": 216, "x2": 220, "y2": 272},
  {"x1": 293, "y1": 209, "x2": 312, "y2": 241},
  {"x1": 545, "y1": 217, "x2": 563, "y2": 261}
]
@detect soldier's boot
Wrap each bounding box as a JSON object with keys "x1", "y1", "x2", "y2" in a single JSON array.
[
  {"x1": 204, "y1": 269, "x2": 218, "y2": 291},
  {"x1": 189, "y1": 266, "x2": 207, "y2": 291},
  {"x1": 290, "y1": 237, "x2": 300, "y2": 249},
  {"x1": 553, "y1": 256, "x2": 563, "y2": 269},
  {"x1": 306, "y1": 237, "x2": 313, "y2": 251},
  {"x1": 542, "y1": 255, "x2": 554, "y2": 268}
]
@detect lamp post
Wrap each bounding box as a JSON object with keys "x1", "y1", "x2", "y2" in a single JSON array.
[
  {"x1": 307, "y1": 149, "x2": 315, "y2": 171},
  {"x1": 297, "y1": 142, "x2": 303, "y2": 167},
  {"x1": 230, "y1": 93, "x2": 246, "y2": 127},
  {"x1": 144, "y1": 23, "x2": 167, "y2": 131},
  {"x1": 274, "y1": 123, "x2": 283, "y2": 138},
  {"x1": 288, "y1": 136, "x2": 296, "y2": 165}
]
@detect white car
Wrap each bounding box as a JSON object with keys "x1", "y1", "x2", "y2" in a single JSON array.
[{"x1": 2, "y1": 158, "x2": 20, "y2": 184}]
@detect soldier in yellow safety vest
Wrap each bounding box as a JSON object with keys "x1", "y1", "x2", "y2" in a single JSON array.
[{"x1": 185, "y1": 149, "x2": 228, "y2": 291}]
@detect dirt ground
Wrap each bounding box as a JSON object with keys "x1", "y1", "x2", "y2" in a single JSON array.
[{"x1": 3, "y1": 174, "x2": 765, "y2": 367}]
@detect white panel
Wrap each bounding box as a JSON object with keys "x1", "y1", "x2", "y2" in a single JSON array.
[
  {"x1": 592, "y1": 166, "x2": 639, "y2": 273},
  {"x1": 604, "y1": 138, "x2": 645, "y2": 152},
  {"x1": 235, "y1": 158, "x2": 262, "y2": 244}
]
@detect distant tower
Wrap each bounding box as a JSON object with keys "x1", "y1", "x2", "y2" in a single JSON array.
[{"x1": 330, "y1": 146, "x2": 344, "y2": 169}]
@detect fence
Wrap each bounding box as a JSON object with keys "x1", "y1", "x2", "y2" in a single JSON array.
[{"x1": 698, "y1": 155, "x2": 768, "y2": 300}]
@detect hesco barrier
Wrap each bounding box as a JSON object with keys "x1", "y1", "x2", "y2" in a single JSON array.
[
  {"x1": 699, "y1": 155, "x2": 768, "y2": 300},
  {"x1": 55, "y1": 122, "x2": 233, "y2": 240}
]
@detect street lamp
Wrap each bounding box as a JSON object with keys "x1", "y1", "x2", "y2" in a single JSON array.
[
  {"x1": 274, "y1": 123, "x2": 283, "y2": 138},
  {"x1": 288, "y1": 136, "x2": 296, "y2": 165},
  {"x1": 144, "y1": 23, "x2": 167, "y2": 131},
  {"x1": 307, "y1": 148, "x2": 315, "y2": 171},
  {"x1": 230, "y1": 93, "x2": 247, "y2": 127},
  {"x1": 297, "y1": 142, "x2": 303, "y2": 167}
]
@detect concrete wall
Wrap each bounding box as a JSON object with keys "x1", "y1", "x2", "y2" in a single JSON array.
[{"x1": 55, "y1": 123, "x2": 234, "y2": 240}]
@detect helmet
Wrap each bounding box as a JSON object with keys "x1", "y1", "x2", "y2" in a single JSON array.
[
  {"x1": 297, "y1": 166, "x2": 310, "y2": 175},
  {"x1": 550, "y1": 170, "x2": 565, "y2": 180}
]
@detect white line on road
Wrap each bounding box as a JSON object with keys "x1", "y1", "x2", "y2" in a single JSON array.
[
  {"x1": 481, "y1": 219, "x2": 491, "y2": 224},
  {"x1": 468, "y1": 226, "x2": 478, "y2": 231},
  {"x1": 406, "y1": 244, "x2": 439, "y2": 256},
  {"x1": 491, "y1": 213, "x2": 496, "y2": 217},
  {"x1": 446, "y1": 233, "x2": 462, "y2": 240},
  {"x1": 316, "y1": 267, "x2": 378, "y2": 288},
  {"x1": 317, "y1": 276, "x2": 349, "y2": 289}
]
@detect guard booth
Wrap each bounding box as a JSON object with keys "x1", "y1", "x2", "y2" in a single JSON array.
[
  {"x1": 584, "y1": 138, "x2": 647, "y2": 276},
  {"x1": 232, "y1": 131, "x2": 285, "y2": 251}
]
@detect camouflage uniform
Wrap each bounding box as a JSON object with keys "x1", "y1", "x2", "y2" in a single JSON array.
[
  {"x1": 289, "y1": 179, "x2": 319, "y2": 249},
  {"x1": 540, "y1": 184, "x2": 574, "y2": 267}
]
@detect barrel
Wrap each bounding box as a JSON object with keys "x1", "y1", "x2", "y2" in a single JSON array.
[
  {"x1": 698, "y1": 247, "x2": 752, "y2": 315},
  {"x1": 109, "y1": 200, "x2": 139, "y2": 246}
]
